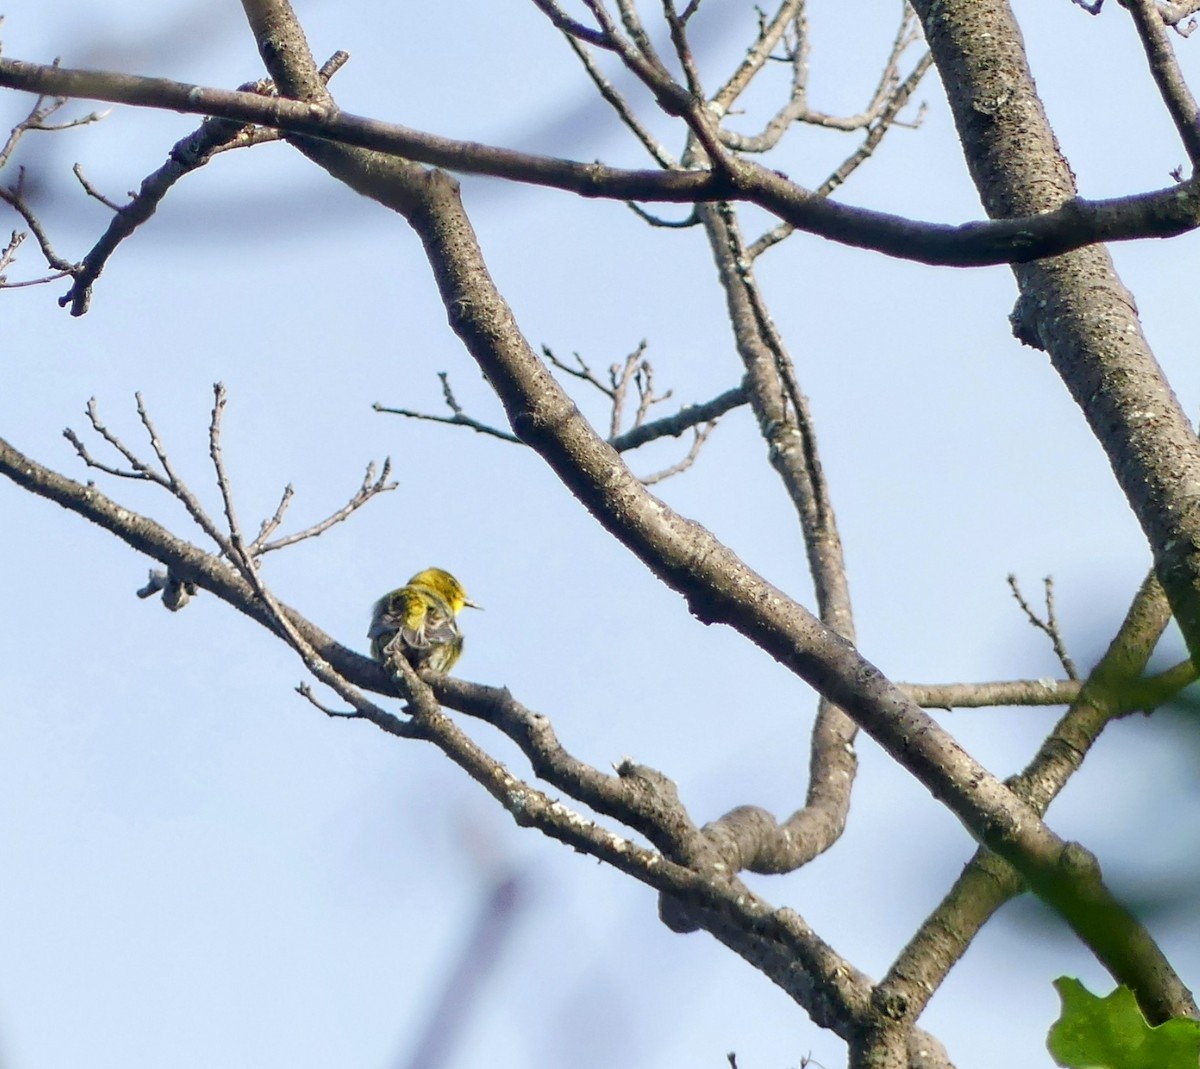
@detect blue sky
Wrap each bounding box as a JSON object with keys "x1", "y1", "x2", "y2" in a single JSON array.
[{"x1": 3, "y1": 2, "x2": 1200, "y2": 1067}]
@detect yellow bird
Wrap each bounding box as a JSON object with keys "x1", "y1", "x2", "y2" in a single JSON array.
[{"x1": 368, "y1": 568, "x2": 480, "y2": 674}]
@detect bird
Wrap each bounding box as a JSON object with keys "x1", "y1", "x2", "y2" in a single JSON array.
[{"x1": 368, "y1": 568, "x2": 480, "y2": 675}]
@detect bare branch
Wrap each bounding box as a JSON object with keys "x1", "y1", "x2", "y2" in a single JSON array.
[
  {"x1": 1007, "y1": 574, "x2": 1080, "y2": 680},
  {"x1": 901, "y1": 678, "x2": 1080, "y2": 709},
  {"x1": 563, "y1": 34, "x2": 677, "y2": 167},
  {"x1": 42, "y1": 53, "x2": 347, "y2": 313},
  {"x1": 4, "y1": 55, "x2": 1200, "y2": 268},
  {"x1": 1160, "y1": 0, "x2": 1200, "y2": 33},
  {"x1": 0, "y1": 83, "x2": 107, "y2": 169},
  {"x1": 662, "y1": 0, "x2": 706, "y2": 100},
  {"x1": 0, "y1": 169, "x2": 78, "y2": 273},
  {"x1": 639, "y1": 421, "x2": 714, "y2": 483},
  {"x1": 1121, "y1": 0, "x2": 1200, "y2": 161},
  {"x1": 374, "y1": 371, "x2": 521, "y2": 444},
  {"x1": 747, "y1": 48, "x2": 933, "y2": 260},
  {"x1": 256, "y1": 459, "x2": 397, "y2": 554},
  {"x1": 610, "y1": 384, "x2": 746, "y2": 450},
  {"x1": 719, "y1": 4, "x2": 926, "y2": 154},
  {"x1": 877, "y1": 571, "x2": 1183, "y2": 1030},
  {"x1": 71, "y1": 163, "x2": 123, "y2": 211},
  {"x1": 624, "y1": 201, "x2": 698, "y2": 227},
  {"x1": 714, "y1": 0, "x2": 806, "y2": 113},
  {"x1": 2, "y1": 423, "x2": 939, "y2": 1053},
  {"x1": 541, "y1": 344, "x2": 615, "y2": 396},
  {"x1": 0, "y1": 228, "x2": 23, "y2": 279},
  {"x1": 527, "y1": 0, "x2": 612, "y2": 49}
]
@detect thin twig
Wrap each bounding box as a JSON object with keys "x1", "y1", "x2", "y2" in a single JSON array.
[
  {"x1": 640, "y1": 422, "x2": 714, "y2": 483},
  {"x1": 257, "y1": 459, "x2": 397, "y2": 554},
  {"x1": 542, "y1": 345, "x2": 615, "y2": 396},
  {"x1": 747, "y1": 51, "x2": 932, "y2": 260},
  {"x1": 0, "y1": 84, "x2": 107, "y2": 169},
  {"x1": 662, "y1": 0, "x2": 706, "y2": 100},
  {"x1": 374, "y1": 371, "x2": 520, "y2": 443},
  {"x1": 208, "y1": 383, "x2": 257, "y2": 583},
  {"x1": 71, "y1": 163, "x2": 123, "y2": 211},
  {"x1": 624, "y1": 201, "x2": 698, "y2": 227},
  {"x1": 1007, "y1": 574, "x2": 1080, "y2": 680},
  {"x1": 0, "y1": 170, "x2": 78, "y2": 272},
  {"x1": 137, "y1": 392, "x2": 234, "y2": 555},
  {"x1": 714, "y1": 0, "x2": 806, "y2": 113},
  {"x1": 564, "y1": 34, "x2": 676, "y2": 167}
]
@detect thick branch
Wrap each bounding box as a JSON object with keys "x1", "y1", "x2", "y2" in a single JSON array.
[
  {"x1": 366, "y1": 159, "x2": 1190, "y2": 1016},
  {"x1": 4, "y1": 56, "x2": 1200, "y2": 268},
  {"x1": 878, "y1": 571, "x2": 1183, "y2": 1030},
  {"x1": 910, "y1": 0, "x2": 1200, "y2": 894},
  {"x1": 695, "y1": 201, "x2": 857, "y2": 872}
]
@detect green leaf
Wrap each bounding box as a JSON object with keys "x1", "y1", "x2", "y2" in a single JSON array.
[{"x1": 1047, "y1": 978, "x2": 1200, "y2": 1069}]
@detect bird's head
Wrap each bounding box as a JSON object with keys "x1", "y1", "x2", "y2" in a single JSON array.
[{"x1": 406, "y1": 567, "x2": 482, "y2": 615}]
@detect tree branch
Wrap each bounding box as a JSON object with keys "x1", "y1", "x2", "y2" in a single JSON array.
[
  {"x1": 912, "y1": 0, "x2": 1200, "y2": 1021},
  {"x1": 4, "y1": 55, "x2": 1200, "y2": 271},
  {"x1": 1120, "y1": 0, "x2": 1200, "y2": 162},
  {"x1": 877, "y1": 570, "x2": 1185, "y2": 1032}
]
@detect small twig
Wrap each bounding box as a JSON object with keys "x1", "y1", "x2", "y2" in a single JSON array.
[
  {"x1": 640, "y1": 421, "x2": 714, "y2": 484},
  {"x1": 614, "y1": 0, "x2": 666, "y2": 71},
  {"x1": 208, "y1": 383, "x2": 256, "y2": 582},
  {"x1": 319, "y1": 49, "x2": 352, "y2": 80},
  {"x1": 373, "y1": 401, "x2": 520, "y2": 443},
  {"x1": 63, "y1": 393, "x2": 236, "y2": 558},
  {"x1": 71, "y1": 163, "x2": 124, "y2": 211},
  {"x1": 714, "y1": 0, "x2": 806, "y2": 113},
  {"x1": 1007, "y1": 575, "x2": 1080, "y2": 680},
  {"x1": 65, "y1": 397, "x2": 154, "y2": 479},
  {"x1": 0, "y1": 84, "x2": 107, "y2": 170},
  {"x1": 564, "y1": 35, "x2": 676, "y2": 167},
  {"x1": 662, "y1": 0, "x2": 706, "y2": 100},
  {"x1": 541, "y1": 345, "x2": 615, "y2": 396},
  {"x1": 374, "y1": 372, "x2": 520, "y2": 444},
  {"x1": 0, "y1": 228, "x2": 23, "y2": 279},
  {"x1": 608, "y1": 346, "x2": 644, "y2": 436},
  {"x1": 253, "y1": 484, "x2": 295, "y2": 550},
  {"x1": 0, "y1": 169, "x2": 79, "y2": 273},
  {"x1": 624, "y1": 201, "x2": 699, "y2": 227},
  {"x1": 136, "y1": 392, "x2": 233, "y2": 555},
  {"x1": 257, "y1": 458, "x2": 398, "y2": 554},
  {"x1": 631, "y1": 353, "x2": 671, "y2": 429},
  {"x1": 62, "y1": 427, "x2": 146, "y2": 480}
]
